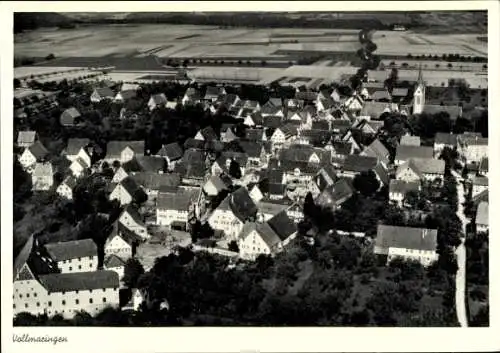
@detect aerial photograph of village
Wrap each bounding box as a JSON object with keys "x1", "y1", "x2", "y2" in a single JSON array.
[{"x1": 12, "y1": 10, "x2": 488, "y2": 327}]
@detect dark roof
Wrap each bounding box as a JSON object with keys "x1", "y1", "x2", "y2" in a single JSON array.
[
  {"x1": 60, "y1": 107, "x2": 81, "y2": 126},
  {"x1": 175, "y1": 162, "x2": 206, "y2": 180},
  {"x1": 38, "y1": 270, "x2": 119, "y2": 293},
  {"x1": 44, "y1": 239, "x2": 97, "y2": 262},
  {"x1": 134, "y1": 155, "x2": 166, "y2": 172},
  {"x1": 342, "y1": 155, "x2": 378, "y2": 173},
  {"x1": 65, "y1": 138, "x2": 90, "y2": 156},
  {"x1": 184, "y1": 87, "x2": 202, "y2": 100},
  {"x1": 318, "y1": 97, "x2": 336, "y2": 110},
  {"x1": 157, "y1": 188, "x2": 198, "y2": 210},
  {"x1": 238, "y1": 140, "x2": 263, "y2": 158},
  {"x1": 61, "y1": 174, "x2": 79, "y2": 188},
  {"x1": 228, "y1": 187, "x2": 258, "y2": 222},
  {"x1": 245, "y1": 129, "x2": 265, "y2": 141},
  {"x1": 316, "y1": 178, "x2": 354, "y2": 208},
  {"x1": 182, "y1": 148, "x2": 205, "y2": 165},
  {"x1": 204, "y1": 86, "x2": 225, "y2": 99},
  {"x1": 14, "y1": 235, "x2": 58, "y2": 280},
  {"x1": 360, "y1": 101, "x2": 395, "y2": 119},
  {"x1": 362, "y1": 139, "x2": 390, "y2": 165},
  {"x1": 222, "y1": 93, "x2": 240, "y2": 106},
  {"x1": 315, "y1": 165, "x2": 338, "y2": 191},
  {"x1": 104, "y1": 254, "x2": 126, "y2": 268},
  {"x1": 131, "y1": 172, "x2": 181, "y2": 190},
  {"x1": 295, "y1": 91, "x2": 318, "y2": 101},
  {"x1": 156, "y1": 142, "x2": 183, "y2": 161},
  {"x1": 183, "y1": 138, "x2": 205, "y2": 150},
  {"x1": 107, "y1": 221, "x2": 143, "y2": 247},
  {"x1": 330, "y1": 119, "x2": 352, "y2": 133},
  {"x1": 312, "y1": 120, "x2": 329, "y2": 130},
  {"x1": 395, "y1": 145, "x2": 434, "y2": 162},
  {"x1": 198, "y1": 126, "x2": 218, "y2": 141},
  {"x1": 332, "y1": 141, "x2": 352, "y2": 156},
  {"x1": 267, "y1": 183, "x2": 286, "y2": 196},
  {"x1": 263, "y1": 115, "x2": 282, "y2": 129},
  {"x1": 261, "y1": 104, "x2": 283, "y2": 116},
  {"x1": 267, "y1": 211, "x2": 296, "y2": 241},
  {"x1": 119, "y1": 176, "x2": 143, "y2": 197},
  {"x1": 375, "y1": 225, "x2": 438, "y2": 253},
  {"x1": 106, "y1": 141, "x2": 145, "y2": 160},
  {"x1": 149, "y1": 93, "x2": 167, "y2": 105},
  {"x1": 434, "y1": 133, "x2": 458, "y2": 146},
  {"x1": 280, "y1": 144, "x2": 327, "y2": 164},
  {"x1": 94, "y1": 87, "x2": 115, "y2": 98},
  {"x1": 28, "y1": 140, "x2": 49, "y2": 160}
]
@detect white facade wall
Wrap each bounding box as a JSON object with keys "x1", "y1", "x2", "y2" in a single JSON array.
[
  {"x1": 105, "y1": 235, "x2": 133, "y2": 259},
  {"x1": 46, "y1": 287, "x2": 119, "y2": 319},
  {"x1": 56, "y1": 184, "x2": 73, "y2": 200},
  {"x1": 239, "y1": 230, "x2": 272, "y2": 261},
  {"x1": 156, "y1": 209, "x2": 188, "y2": 226},
  {"x1": 13, "y1": 277, "x2": 49, "y2": 317},
  {"x1": 208, "y1": 210, "x2": 243, "y2": 239},
  {"x1": 109, "y1": 185, "x2": 133, "y2": 206},
  {"x1": 119, "y1": 212, "x2": 148, "y2": 239},
  {"x1": 57, "y1": 256, "x2": 98, "y2": 274},
  {"x1": 387, "y1": 247, "x2": 438, "y2": 267},
  {"x1": 19, "y1": 150, "x2": 36, "y2": 170},
  {"x1": 32, "y1": 175, "x2": 53, "y2": 191},
  {"x1": 460, "y1": 145, "x2": 488, "y2": 164}
]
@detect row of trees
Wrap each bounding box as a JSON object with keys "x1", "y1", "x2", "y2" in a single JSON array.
[{"x1": 406, "y1": 53, "x2": 487, "y2": 64}]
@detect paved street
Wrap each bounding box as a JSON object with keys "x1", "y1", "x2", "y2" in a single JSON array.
[{"x1": 451, "y1": 170, "x2": 469, "y2": 327}]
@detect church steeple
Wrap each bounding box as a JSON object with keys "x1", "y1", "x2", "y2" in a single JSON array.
[
  {"x1": 413, "y1": 65, "x2": 426, "y2": 115},
  {"x1": 417, "y1": 64, "x2": 424, "y2": 86}
]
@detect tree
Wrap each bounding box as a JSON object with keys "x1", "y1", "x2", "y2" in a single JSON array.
[
  {"x1": 228, "y1": 240, "x2": 239, "y2": 253},
  {"x1": 228, "y1": 159, "x2": 242, "y2": 179},
  {"x1": 303, "y1": 192, "x2": 317, "y2": 220},
  {"x1": 45, "y1": 53, "x2": 56, "y2": 61},
  {"x1": 123, "y1": 258, "x2": 145, "y2": 288},
  {"x1": 353, "y1": 170, "x2": 380, "y2": 196},
  {"x1": 14, "y1": 78, "x2": 21, "y2": 89}
]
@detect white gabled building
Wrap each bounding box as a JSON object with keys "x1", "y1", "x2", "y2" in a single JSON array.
[
  {"x1": 56, "y1": 175, "x2": 79, "y2": 200},
  {"x1": 374, "y1": 225, "x2": 438, "y2": 267},
  {"x1": 44, "y1": 239, "x2": 98, "y2": 274},
  {"x1": 19, "y1": 141, "x2": 49, "y2": 172}
]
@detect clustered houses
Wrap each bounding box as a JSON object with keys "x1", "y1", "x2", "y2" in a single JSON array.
[{"x1": 14, "y1": 64, "x2": 487, "y2": 319}]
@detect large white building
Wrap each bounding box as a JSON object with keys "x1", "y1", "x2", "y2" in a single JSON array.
[
  {"x1": 13, "y1": 236, "x2": 120, "y2": 320},
  {"x1": 374, "y1": 225, "x2": 439, "y2": 267},
  {"x1": 44, "y1": 239, "x2": 98, "y2": 274}
]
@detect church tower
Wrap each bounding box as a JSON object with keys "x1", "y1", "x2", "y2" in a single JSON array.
[{"x1": 412, "y1": 65, "x2": 425, "y2": 115}]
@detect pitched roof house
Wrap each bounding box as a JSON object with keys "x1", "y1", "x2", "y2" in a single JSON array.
[
  {"x1": 60, "y1": 107, "x2": 82, "y2": 127},
  {"x1": 374, "y1": 225, "x2": 438, "y2": 266},
  {"x1": 400, "y1": 135, "x2": 421, "y2": 146},
  {"x1": 315, "y1": 178, "x2": 355, "y2": 210},
  {"x1": 148, "y1": 93, "x2": 167, "y2": 111},
  {"x1": 361, "y1": 139, "x2": 390, "y2": 167},
  {"x1": 32, "y1": 162, "x2": 54, "y2": 191},
  {"x1": 395, "y1": 145, "x2": 434, "y2": 165},
  {"x1": 90, "y1": 87, "x2": 115, "y2": 103},
  {"x1": 19, "y1": 140, "x2": 49, "y2": 170},
  {"x1": 17, "y1": 131, "x2": 37, "y2": 148},
  {"x1": 105, "y1": 141, "x2": 145, "y2": 163}
]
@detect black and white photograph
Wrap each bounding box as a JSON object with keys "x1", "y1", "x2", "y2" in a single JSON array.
[{"x1": 3, "y1": 1, "x2": 499, "y2": 352}]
